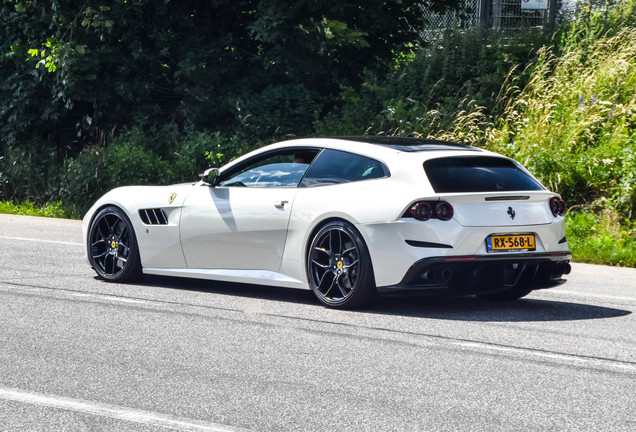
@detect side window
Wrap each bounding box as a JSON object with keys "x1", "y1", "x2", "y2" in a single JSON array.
[
  {"x1": 300, "y1": 149, "x2": 389, "y2": 187},
  {"x1": 219, "y1": 149, "x2": 319, "y2": 188}
]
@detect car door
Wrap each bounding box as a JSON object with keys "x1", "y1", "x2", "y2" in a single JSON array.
[{"x1": 179, "y1": 148, "x2": 318, "y2": 272}]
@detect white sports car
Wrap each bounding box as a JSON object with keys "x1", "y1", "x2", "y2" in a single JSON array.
[{"x1": 83, "y1": 137, "x2": 571, "y2": 308}]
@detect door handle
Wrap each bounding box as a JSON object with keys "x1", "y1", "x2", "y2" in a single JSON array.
[{"x1": 274, "y1": 200, "x2": 288, "y2": 209}]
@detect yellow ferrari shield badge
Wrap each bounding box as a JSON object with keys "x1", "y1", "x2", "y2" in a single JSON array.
[{"x1": 168, "y1": 193, "x2": 177, "y2": 204}]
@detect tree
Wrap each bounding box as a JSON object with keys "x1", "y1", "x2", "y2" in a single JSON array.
[{"x1": 1, "y1": 0, "x2": 458, "y2": 151}]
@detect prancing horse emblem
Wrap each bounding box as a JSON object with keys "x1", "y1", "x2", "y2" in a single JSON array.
[
  {"x1": 169, "y1": 193, "x2": 177, "y2": 204},
  {"x1": 507, "y1": 206, "x2": 516, "y2": 220}
]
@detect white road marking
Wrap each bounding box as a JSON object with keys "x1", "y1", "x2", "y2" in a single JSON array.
[
  {"x1": 72, "y1": 292, "x2": 150, "y2": 305},
  {"x1": 453, "y1": 340, "x2": 636, "y2": 374},
  {"x1": 0, "y1": 387, "x2": 249, "y2": 432},
  {"x1": 0, "y1": 235, "x2": 82, "y2": 246},
  {"x1": 547, "y1": 289, "x2": 636, "y2": 303}
]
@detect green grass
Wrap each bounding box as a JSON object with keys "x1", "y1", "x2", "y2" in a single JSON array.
[
  {"x1": 0, "y1": 200, "x2": 80, "y2": 219},
  {"x1": 566, "y1": 210, "x2": 636, "y2": 267}
]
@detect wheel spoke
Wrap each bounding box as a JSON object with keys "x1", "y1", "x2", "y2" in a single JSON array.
[
  {"x1": 311, "y1": 259, "x2": 330, "y2": 269},
  {"x1": 104, "y1": 216, "x2": 115, "y2": 236},
  {"x1": 343, "y1": 260, "x2": 358, "y2": 270},
  {"x1": 96, "y1": 219, "x2": 107, "y2": 240},
  {"x1": 317, "y1": 271, "x2": 336, "y2": 296},
  {"x1": 103, "y1": 253, "x2": 112, "y2": 274},
  {"x1": 338, "y1": 230, "x2": 345, "y2": 255},
  {"x1": 313, "y1": 247, "x2": 333, "y2": 260},
  {"x1": 92, "y1": 251, "x2": 107, "y2": 260},
  {"x1": 342, "y1": 246, "x2": 356, "y2": 256},
  {"x1": 115, "y1": 221, "x2": 126, "y2": 241},
  {"x1": 335, "y1": 276, "x2": 350, "y2": 298},
  {"x1": 327, "y1": 230, "x2": 333, "y2": 254}
]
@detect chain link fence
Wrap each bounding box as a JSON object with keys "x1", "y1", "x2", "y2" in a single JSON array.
[
  {"x1": 421, "y1": 0, "x2": 617, "y2": 33},
  {"x1": 490, "y1": 0, "x2": 549, "y2": 29},
  {"x1": 422, "y1": 0, "x2": 481, "y2": 30}
]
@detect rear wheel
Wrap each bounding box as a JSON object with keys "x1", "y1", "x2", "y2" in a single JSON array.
[
  {"x1": 87, "y1": 206, "x2": 142, "y2": 282},
  {"x1": 307, "y1": 221, "x2": 376, "y2": 309}
]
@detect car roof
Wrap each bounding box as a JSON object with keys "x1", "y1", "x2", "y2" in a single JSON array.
[
  {"x1": 274, "y1": 137, "x2": 485, "y2": 156},
  {"x1": 220, "y1": 136, "x2": 493, "y2": 174},
  {"x1": 329, "y1": 136, "x2": 481, "y2": 152}
]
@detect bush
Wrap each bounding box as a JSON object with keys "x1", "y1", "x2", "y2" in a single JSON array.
[
  {"x1": 0, "y1": 141, "x2": 62, "y2": 203},
  {"x1": 315, "y1": 28, "x2": 549, "y2": 137},
  {"x1": 57, "y1": 126, "x2": 246, "y2": 214},
  {"x1": 566, "y1": 210, "x2": 636, "y2": 267}
]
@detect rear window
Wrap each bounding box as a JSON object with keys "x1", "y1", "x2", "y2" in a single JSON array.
[{"x1": 424, "y1": 156, "x2": 544, "y2": 193}]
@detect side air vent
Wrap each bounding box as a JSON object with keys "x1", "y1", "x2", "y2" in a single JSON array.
[{"x1": 139, "y1": 208, "x2": 168, "y2": 225}]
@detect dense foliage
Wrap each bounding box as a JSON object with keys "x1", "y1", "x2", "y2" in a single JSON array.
[
  {"x1": 1, "y1": 0, "x2": 452, "y2": 210},
  {"x1": 1, "y1": 0, "x2": 635, "y2": 265}
]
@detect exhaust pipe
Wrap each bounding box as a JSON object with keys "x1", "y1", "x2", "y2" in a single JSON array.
[
  {"x1": 552, "y1": 261, "x2": 570, "y2": 278},
  {"x1": 441, "y1": 268, "x2": 452, "y2": 282},
  {"x1": 421, "y1": 269, "x2": 437, "y2": 282},
  {"x1": 421, "y1": 268, "x2": 453, "y2": 284}
]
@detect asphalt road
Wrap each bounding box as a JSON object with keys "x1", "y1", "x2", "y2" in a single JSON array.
[{"x1": 0, "y1": 214, "x2": 635, "y2": 431}]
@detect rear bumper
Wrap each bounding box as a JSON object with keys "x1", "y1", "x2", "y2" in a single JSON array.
[{"x1": 377, "y1": 252, "x2": 571, "y2": 296}]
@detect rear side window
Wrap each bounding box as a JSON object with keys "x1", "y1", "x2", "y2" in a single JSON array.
[
  {"x1": 300, "y1": 149, "x2": 389, "y2": 187},
  {"x1": 424, "y1": 156, "x2": 544, "y2": 193}
]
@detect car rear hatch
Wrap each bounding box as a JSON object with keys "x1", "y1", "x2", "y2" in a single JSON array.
[
  {"x1": 423, "y1": 155, "x2": 556, "y2": 227},
  {"x1": 445, "y1": 192, "x2": 555, "y2": 227}
]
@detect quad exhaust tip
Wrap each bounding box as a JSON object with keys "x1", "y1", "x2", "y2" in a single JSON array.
[{"x1": 421, "y1": 268, "x2": 453, "y2": 283}]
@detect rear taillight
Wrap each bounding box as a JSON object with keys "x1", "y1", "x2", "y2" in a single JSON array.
[
  {"x1": 549, "y1": 197, "x2": 566, "y2": 217},
  {"x1": 405, "y1": 201, "x2": 454, "y2": 221},
  {"x1": 435, "y1": 202, "x2": 454, "y2": 221},
  {"x1": 409, "y1": 202, "x2": 433, "y2": 221}
]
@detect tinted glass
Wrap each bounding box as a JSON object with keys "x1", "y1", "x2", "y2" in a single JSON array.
[
  {"x1": 301, "y1": 149, "x2": 389, "y2": 187},
  {"x1": 220, "y1": 149, "x2": 318, "y2": 188},
  {"x1": 424, "y1": 156, "x2": 544, "y2": 193},
  {"x1": 332, "y1": 136, "x2": 479, "y2": 152}
]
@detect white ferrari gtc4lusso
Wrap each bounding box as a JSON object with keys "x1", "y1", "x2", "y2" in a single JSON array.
[{"x1": 83, "y1": 137, "x2": 571, "y2": 308}]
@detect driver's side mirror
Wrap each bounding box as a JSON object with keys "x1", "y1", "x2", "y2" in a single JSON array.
[{"x1": 200, "y1": 168, "x2": 220, "y2": 186}]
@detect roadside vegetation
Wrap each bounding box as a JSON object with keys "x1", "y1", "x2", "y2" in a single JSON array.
[
  {"x1": 1, "y1": 0, "x2": 634, "y2": 266},
  {"x1": 0, "y1": 200, "x2": 75, "y2": 218}
]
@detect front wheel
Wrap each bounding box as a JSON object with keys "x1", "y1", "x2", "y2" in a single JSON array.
[
  {"x1": 307, "y1": 221, "x2": 376, "y2": 309},
  {"x1": 87, "y1": 206, "x2": 142, "y2": 282}
]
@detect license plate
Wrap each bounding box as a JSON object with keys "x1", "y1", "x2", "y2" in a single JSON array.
[{"x1": 486, "y1": 234, "x2": 536, "y2": 252}]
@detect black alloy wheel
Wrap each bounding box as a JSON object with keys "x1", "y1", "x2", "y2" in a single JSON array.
[
  {"x1": 88, "y1": 206, "x2": 142, "y2": 282},
  {"x1": 307, "y1": 221, "x2": 376, "y2": 308}
]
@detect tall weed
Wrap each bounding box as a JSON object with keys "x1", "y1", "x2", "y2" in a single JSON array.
[{"x1": 440, "y1": 2, "x2": 636, "y2": 220}]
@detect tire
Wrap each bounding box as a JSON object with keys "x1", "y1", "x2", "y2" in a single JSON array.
[
  {"x1": 87, "y1": 206, "x2": 142, "y2": 282},
  {"x1": 476, "y1": 287, "x2": 532, "y2": 301},
  {"x1": 307, "y1": 220, "x2": 376, "y2": 309}
]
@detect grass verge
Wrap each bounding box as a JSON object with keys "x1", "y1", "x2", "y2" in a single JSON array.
[
  {"x1": 0, "y1": 200, "x2": 80, "y2": 219},
  {"x1": 566, "y1": 210, "x2": 636, "y2": 267}
]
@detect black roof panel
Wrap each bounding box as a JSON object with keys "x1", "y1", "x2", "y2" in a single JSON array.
[{"x1": 331, "y1": 136, "x2": 481, "y2": 152}]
